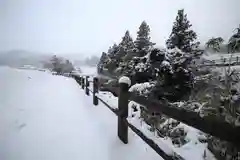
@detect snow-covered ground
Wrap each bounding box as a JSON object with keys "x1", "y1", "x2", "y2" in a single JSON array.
[{"x1": 0, "y1": 66, "x2": 162, "y2": 160}]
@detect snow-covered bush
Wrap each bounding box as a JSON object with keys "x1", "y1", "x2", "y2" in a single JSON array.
[
  {"x1": 187, "y1": 66, "x2": 240, "y2": 125},
  {"x1": 44, "y1": 55, "x2": 75, "y2": 74},
  {"x1": 175, "y1": 65, "x2": 240, "y2": 159}
]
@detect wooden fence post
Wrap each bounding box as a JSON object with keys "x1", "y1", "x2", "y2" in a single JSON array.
[
  {"x1": 81, "y1": 76, "x2": 85, "y2": 89},
  {"x1": 118, "y1": 76, "x2": 131, "y2": 144},
  {"x1": 237, "y1": 57, "x2": 239, "y2": 63},
  {"x1": 75, "y1": 76, "x2": 81, "y2": 86},
  {"x1": 93, "y1": 77, "x2": 99, "y2": 106},
  {"x1": 79, "y1": 76, "x2": 82, "y2": 86},
  {"x1": 85, "y1": 76, "x2": 89, "y2": 96}
]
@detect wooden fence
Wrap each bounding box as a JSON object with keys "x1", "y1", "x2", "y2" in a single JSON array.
[
  {"x1": 72, "y1": 74, "x2": 240, "y2": 160},
  {"x1": 200, "y1": 56, "x2": 240, "y2": 67}
]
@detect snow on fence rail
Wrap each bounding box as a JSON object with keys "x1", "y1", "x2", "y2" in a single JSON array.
[
  {"x1": 200, "y1": 56, "x2": 240, "y2": 67},
  {"x1": 71, "y1": 74, "x2": 240, "y2": 160}
]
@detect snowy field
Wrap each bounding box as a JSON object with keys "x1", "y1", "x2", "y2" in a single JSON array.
[{"x1": 0, "y1": 66, "x2": 162, "y2": 160}]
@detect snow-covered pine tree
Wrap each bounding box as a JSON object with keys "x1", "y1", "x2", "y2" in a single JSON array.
[
  {"x1": 108, "y1": 43, "x2": 119, "y2": 58},
  {"x1": 50, "y1": 55, "x2": 62, "y2": 73},
  {"x1": 97, "y1": 52, "x2": 108, "y2": 73},
  {"x1": 134, "y1": 21, "x2": 155, "y2": 55},
  {"x1": 205, "y1": 37, "x2": 224, "y2": 52},
  {"x1": 107, "y1": 46, "x2": 112, "y2": 54},
  {"x1": 166, "y1": 9, "x2": 198, "y2": 53},
  {"x1": 228, "y1": 24, "x2": 240, "y2": 53},
  {"x1": 48, "y1": 55, "x2": 75, "y2": 74},
  {"x1": 116, "y1": 30, "x2": 135, "y2": 61},
  {"x1": 104, "y1": 43, "x2": 120, "y2": 73},
  {"x1": 63, "y1": 60, "x2": 74, "y2": 73},
  {"x1": 119, "y1": 30, "x2": 135, "y2": 53}
]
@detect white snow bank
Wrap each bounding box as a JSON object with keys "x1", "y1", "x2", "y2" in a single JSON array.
[
  {"x1": 0, "y1": 67, "x2": 109, "y2": 160},
  {"x1": 0, "y1": 67, "x2": 163, "y2": 160}
]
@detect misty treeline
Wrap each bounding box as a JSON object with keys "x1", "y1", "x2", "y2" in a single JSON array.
[
  {"x1": 97, "y1": 9, "x2": 240, "y2": 159},
  {"x1": 44, "y1": 55, "x2": 75, "y2": 74}
]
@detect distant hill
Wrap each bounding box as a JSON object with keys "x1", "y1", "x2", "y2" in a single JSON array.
[
  {"x1": 0, "y1": 50, "x2": 52, "y2": 68},
  {"x1": 0, "y1": 50, "x2": 100, "y2": 69},
  {"x1": 59, "y1": 53, "x2": 100, "y2": 67}
]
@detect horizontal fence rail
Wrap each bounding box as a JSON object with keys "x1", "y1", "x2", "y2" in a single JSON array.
[
  {"x1": 72, "y1": 74, "x2": 183, "y2": 160},
  {"x1": 129, "y1": 93, "x2": 240, "y2": 147},
  {"x1": 71, "y1": 74, "x2": 240, "y2": 160},
  {"x1": 199, "y1": 56, "x2": 240, "y2": 67}
]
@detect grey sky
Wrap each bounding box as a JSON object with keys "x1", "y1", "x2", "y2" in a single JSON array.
[{"x1": 0, "y1": 0, "x2": 239, "y2": 55}]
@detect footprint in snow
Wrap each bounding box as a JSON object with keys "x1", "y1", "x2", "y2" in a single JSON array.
[
  {"x1": 18, "y1": 123, "x2": 27, "y2": 130},
  {"x1": 15, "y1": 120, "x2": 27, "y2": 131}
]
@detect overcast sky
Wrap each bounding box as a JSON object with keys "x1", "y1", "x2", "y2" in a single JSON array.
[{"x1": 0, "y1": 0, "x2": 239, "y2": 55}]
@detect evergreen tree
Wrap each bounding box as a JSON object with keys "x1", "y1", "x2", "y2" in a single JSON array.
[
  {"x1": 104, "y1": 43, "x2": 120, "y2": 72},
  {"x1": 166, "y1": 9, "x2": 198, "y2": 53},
  {"x1": 97, "y1": 52, "x2": 107, "y2": 73},
  {"x1": 115, "y1": 30, "x2": 135, "y2": 60},
  {"x1": 134, "y1": 21, "x2": 154, "y2": 53},
  {"x1": 101, "y1": 52, "x2": 108, "y2": 63},
  {"x1": 119, "y1": 30, "x2": 135, "y2": 53},
  {"x1": 48, "y1": 55, "x2": 74, "y2": 74},
  {"x1": 50, "y1": 55, "x2": 61, "y2": 73},
  {"x1": 206, "y1": 37, "x2": 224, "y2": 52},
  {"x1": 63, "y1": 60, "x2": 74, "y2": 73},
  {"x1": 107, "y1": 46, "x2": 112, "y2": 54},
  {"x1": 228, "y1": 24, "x2": 240, "y2": 53},
  {"x1": 108, "y1": 43, "x2": 119, "y2": 58}
]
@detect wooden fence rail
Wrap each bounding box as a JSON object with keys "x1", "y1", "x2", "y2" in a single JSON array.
[
  {"x1": 129, "y1": 94, "x2": 240, "y2": 146},
  {"x1": 71, "y1": 74, "x2": 240, "y2": 159},
  {"x1": 73, "y1": 74, "x2": 182, "y2": 160},
  {"x1": 200, "y1": 56, "x2": 240, "y2": 67}
]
